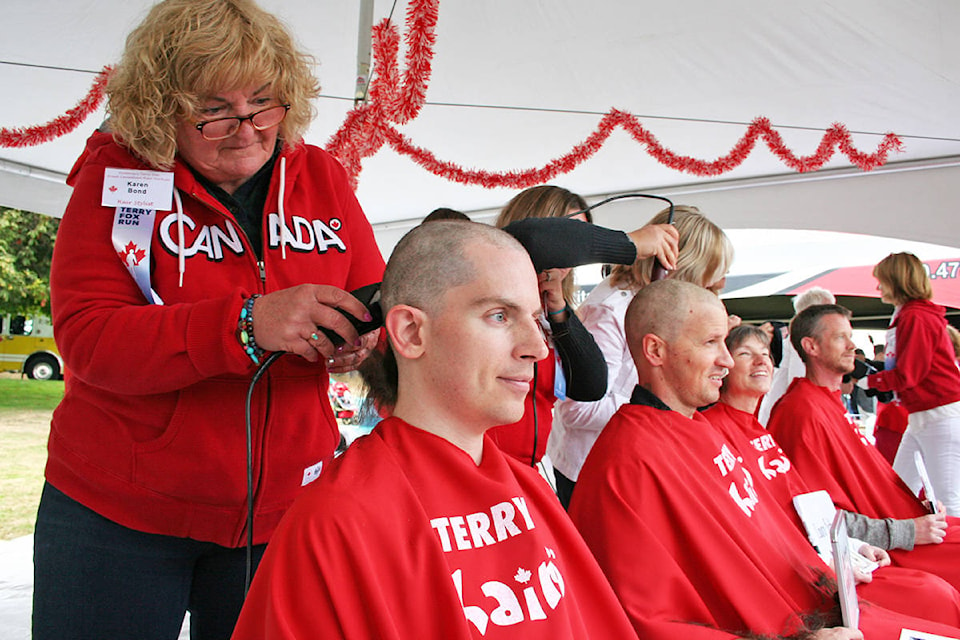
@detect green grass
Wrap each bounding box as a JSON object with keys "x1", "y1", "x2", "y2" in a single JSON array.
[
  {"x1": 0, "y1": 377, "x2": 64, "y2": 410},
  {"x1": 0, "y1": 378, "x2": 60, "y2": 539}
]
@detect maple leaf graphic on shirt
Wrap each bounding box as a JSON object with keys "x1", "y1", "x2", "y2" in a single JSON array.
[{"x1": 514, "y1": 568, "x2": 532, "y2": 584}]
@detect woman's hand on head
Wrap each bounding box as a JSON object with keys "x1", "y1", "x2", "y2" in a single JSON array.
[
  {"x1": 251, "y1": 284, "x2": 372, "y2": 362},
  {"x1": 626, "y1": 224, "x2": 679, "y2": 271}
]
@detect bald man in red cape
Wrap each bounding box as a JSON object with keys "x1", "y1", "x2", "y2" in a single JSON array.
[
  {"x1": 768, "y1": 304, "x2": 960, "y2": 592},
  {"x1": 570, "y1": 279, "x2": 960, "y2": 640},
  {"x1": 232, "y1": 221, "x2": 636, "y2": 639}
]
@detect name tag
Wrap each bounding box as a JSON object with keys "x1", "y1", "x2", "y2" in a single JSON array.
[{"x1": 102, "y1": 168, "x2": 174, "y2": 211}]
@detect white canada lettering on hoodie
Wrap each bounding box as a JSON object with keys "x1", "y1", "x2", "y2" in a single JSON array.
[
  {"x1": 158, "y1": 212, "x2": 243, "y2": 261},
  {"x1": 157, "y1": 211, "x2": 347, "y2": 260},
  {"x1": 430, "y1": 497, "x2": 569, "y2": 635},
  {"x1": 267, "y1": 213, "x2": 346, "y2": 254}
]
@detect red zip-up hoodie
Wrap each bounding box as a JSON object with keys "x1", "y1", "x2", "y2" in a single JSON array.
[
  {"x1": 46, "y1": 132, "x2": 384, "y2": 547},
  {"x1": 868, "y1": 299, "x2": 960, "y2": 414}
]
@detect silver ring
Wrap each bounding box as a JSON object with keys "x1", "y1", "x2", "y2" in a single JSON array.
[{"x1": 545, "y1": 272, "x2": 552, "y2": 282}]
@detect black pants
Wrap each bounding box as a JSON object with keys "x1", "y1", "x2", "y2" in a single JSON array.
[{"x1": 33, "y1": 482, "x2": 265, "y2": 640}]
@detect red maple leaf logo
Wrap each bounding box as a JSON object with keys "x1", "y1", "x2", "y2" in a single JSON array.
[
  {"x1": 117, "y1": 241, "x2": 147, "y2": 266},
  {"x1": 109, "y1": 185, "x2": 118, "y2": 192}
]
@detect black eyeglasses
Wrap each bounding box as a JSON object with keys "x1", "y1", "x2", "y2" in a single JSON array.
[{"x1": 194, "y1": 104, "x2": 291, "y2": 141}]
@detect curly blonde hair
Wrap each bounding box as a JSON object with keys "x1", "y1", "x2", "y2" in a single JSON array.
[
  {"x1": 611, "y1": 205, "x2": 733, "y2": 293},
  {"x1": 106, "y1": 0, "x2": 320, "y2": 169}
]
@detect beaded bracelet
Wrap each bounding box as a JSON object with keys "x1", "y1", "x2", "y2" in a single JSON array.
[{"x1": 237, "y1": 295, "x2": 266, "y2": 365}]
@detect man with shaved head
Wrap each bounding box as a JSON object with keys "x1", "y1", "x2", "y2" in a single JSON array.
[
  {"x1": 233, "y1": 220, "x2": 635, "y2": 639},
  {"x1": 570, "y1": 279, "x2": 960, "y2": 640}
]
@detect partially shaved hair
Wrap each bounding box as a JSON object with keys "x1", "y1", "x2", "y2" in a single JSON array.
[
  {"x1": 624, "y1": 279, "x2": 724, "y2": 361},
  {"x1": 381, "y1": 220, "x2": 525, "y2": 314},
  {"x1": 361, "y1": 220, "x2": 528, "y2": 409}
]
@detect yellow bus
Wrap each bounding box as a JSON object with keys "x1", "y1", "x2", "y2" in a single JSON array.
[{"x1": 0, "y1": 315, "x2": 63, "y2": 380}]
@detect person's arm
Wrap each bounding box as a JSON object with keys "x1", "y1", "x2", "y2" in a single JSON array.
[
  {"x1": 547, "y1": 306, "x2": 607, "y2": 402},
  {"x1": 554, "y1": 301, "x2": 632, "y2": 434},
  {"x1": 503, "y1": 217, "x2": 637, "y2": 271},
  {"x1": 51, "y1": 164, "x2": 255, "y2": 395},
  {"x1": 842, "y1": 510, "x2": 916, "y2": 550},
  {"x1": 867, "y1": 309, "x2": 934, "y2": 393}
]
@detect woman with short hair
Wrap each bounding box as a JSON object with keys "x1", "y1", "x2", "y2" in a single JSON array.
[{"x1": 866, "y1": 252, "x2": 960, "y2": 515}]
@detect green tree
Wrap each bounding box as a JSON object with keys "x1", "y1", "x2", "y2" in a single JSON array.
[{"x1": 0, "y1": 207, "x2": 60, "y2": 317}]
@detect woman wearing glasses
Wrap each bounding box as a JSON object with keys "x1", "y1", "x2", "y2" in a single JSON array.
[{"x1": 35, "y1": 1, "x2": 384, "y2": 638}]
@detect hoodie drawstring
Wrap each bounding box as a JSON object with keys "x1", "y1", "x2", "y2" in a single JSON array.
[
  {"x1": 278, "y1": 156, "x2": 287, "y2": 261},
  {"x1": 174, "y1": 189, "x2": 185, "y2": 288}
]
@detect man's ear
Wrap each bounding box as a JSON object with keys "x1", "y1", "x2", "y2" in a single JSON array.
[
  {"x1": 800, "y1": 335, "x2": 817, "y2": 361},
  {"x1": 385, "y1": 305, "x2": 428, "y2": 359},
  {"x1": 642, "y1": 333, "x2": 667, "y2": 367}
]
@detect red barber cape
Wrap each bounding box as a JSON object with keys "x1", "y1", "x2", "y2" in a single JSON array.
[
  {"x1": 232, "y1": 417, "x2": 635, "y2": 640},
  {"x1": 571, "y1": 398, "x2": 960, "y2": 639},
  {"x1": 769, "y1": 378, "x2": 929, "y2": 520},
  {"x1": 768, "y1": 378, "x2": 960, "y2": 593},
  {"x1": 705, "y1": 401, "x2": 960, "y2": 627}
]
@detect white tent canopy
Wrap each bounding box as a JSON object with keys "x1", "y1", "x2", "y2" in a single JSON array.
[{"x1": 3, "y1": 0, "x2": 960, "y2": 255}]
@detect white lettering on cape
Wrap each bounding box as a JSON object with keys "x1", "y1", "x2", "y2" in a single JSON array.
[
  {"x1": 712, "y1": 443, "x2": 759, "y2": 517},
  {"x1": 749, "y1": 435, "x2": 793, "y2": 480},
  {"x1": 430, "y1": 497, "x2": 536, "y2": 552},
  {"x1": 451, "y1": 546, "x2": 566, "y2": 636},
  {"x1": 267, "y1": 213, "x2": 347, "y2": 254}
]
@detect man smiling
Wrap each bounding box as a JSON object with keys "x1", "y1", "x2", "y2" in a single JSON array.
[{"x1": 232, "y1": 221, "x2": 635, "y2": 639}]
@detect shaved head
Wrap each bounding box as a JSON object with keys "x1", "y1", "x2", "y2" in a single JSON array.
[
  {"x1": 381, "y1": 220, "x2": 525, "y2": 314},
  {"x1": 363, "y1": 220, "x2": 530, "y2": 410},
  {"x1": 624, "y1": 279, "x2": 733, "y2": 416},
  {"x1": 625, "y1": 279, "x2": 723, "y2": 353}
]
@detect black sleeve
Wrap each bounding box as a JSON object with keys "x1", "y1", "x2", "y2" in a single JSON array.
[
  {"x1": 769, "y1": 321, "x2": 787, "y2": 368},
  {"x1": 546, "y1": 306, "x2": 608, "y2": 401},
  {"x1": 503, "y1": 218, "x2": 637, "y2": 272}
]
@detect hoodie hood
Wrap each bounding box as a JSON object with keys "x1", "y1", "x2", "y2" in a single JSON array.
[{"x1": 897, "y1": 298, "x2": 947, "y2": 324}]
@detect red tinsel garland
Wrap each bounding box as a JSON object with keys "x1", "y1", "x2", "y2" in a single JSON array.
[
  {"x1": 1, "y1": 2, "x2": 903, "y2": 190},
  {"x1": 0, "y1": 66, "x2": 112, "y2": 148}
]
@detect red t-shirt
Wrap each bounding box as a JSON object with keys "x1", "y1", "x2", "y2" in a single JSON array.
[{"x1": 232, "y1": 417, "x2": 635, "y2": 639}]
